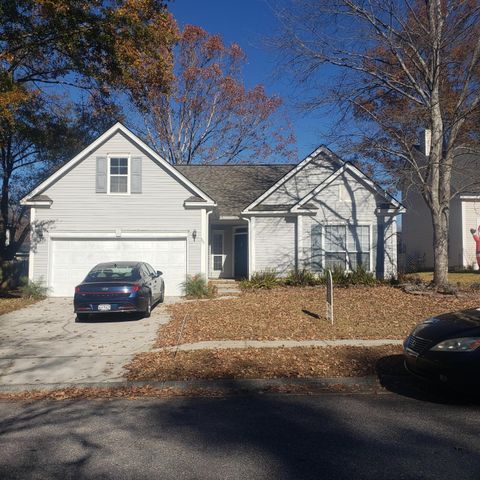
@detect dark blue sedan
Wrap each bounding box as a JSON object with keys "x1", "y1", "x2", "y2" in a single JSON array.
[{"x1": 74, "y1": 261, "x2": 165, "y2": 321}]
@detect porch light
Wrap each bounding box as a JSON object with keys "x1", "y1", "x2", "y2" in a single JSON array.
[{"x1": 192, "y1": 229, "x2": 197, "y2": 241}]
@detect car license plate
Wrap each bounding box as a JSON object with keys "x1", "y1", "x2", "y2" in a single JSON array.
[{"x1": 98, "y1": 304, "x2": 111, "y2": 311}]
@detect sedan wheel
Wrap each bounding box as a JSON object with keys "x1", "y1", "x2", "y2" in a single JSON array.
[
  {"x1": 144, "y1": 295, "x2": 152, "y2": 318},
  {"x1": 76, "y1": 313, "x2": 90, "y2": 322}
]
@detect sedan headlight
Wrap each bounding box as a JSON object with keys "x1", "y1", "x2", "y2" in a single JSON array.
[{"x1": 431, "y1": 338, "x2": 480, "y2": 352}]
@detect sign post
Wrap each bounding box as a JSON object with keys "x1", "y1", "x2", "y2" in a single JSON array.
[{"x1": 326, "y1": 269, "x2": 333, "y2": 325}]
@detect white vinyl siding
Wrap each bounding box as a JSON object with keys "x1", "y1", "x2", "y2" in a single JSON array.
[
  {"x1": 300, "y1": 170, "x2": 394, "y2": 277},
  {"x1": 31, "y1": 131, "x2": 203, "y2": 289},
  {"x1": 254, "y1": 216, "x2": 296, "y2": 274},
  {"x1": 262, "y1": 155, "x2": 339, "y2": 206}
]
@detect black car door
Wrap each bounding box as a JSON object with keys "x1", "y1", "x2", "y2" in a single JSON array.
[{"x1": 144, "y1": 263, "x2": 159, "y2": 300}]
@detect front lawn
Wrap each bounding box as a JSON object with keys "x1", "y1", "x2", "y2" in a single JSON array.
[
  {"x1": 415, "y1": 271, "x2": 480, "y2": 285},
  {"x1": 124, "y1": 345, "x2": 402, "y2": 381},
  {"x1": 157, "y1": 286, "x2": 480, "y2": 347}
]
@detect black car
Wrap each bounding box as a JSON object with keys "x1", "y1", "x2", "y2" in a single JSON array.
[
  {"x1": 404, "y1": 308, "x2": 480, "y2": 389},
  {"x1": 74, "y1": 261, "x2": 165, "y2": 321}
]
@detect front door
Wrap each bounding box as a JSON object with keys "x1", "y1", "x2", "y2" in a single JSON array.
[{"x1": 234, "y1": 232, "x2": 248, "y2": 279}]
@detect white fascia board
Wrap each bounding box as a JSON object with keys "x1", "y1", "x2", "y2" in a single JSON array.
[
  {"x1": 21, "y1": 201, "x2": 52, "y2": 207},
  {"x1": 290, "y1": 165, "x2": 347, "y2": 212},
  {"x1": 240, "y1": 210, "x2": 296, "y2": 216},
  {"x1": 243, "y1": 145, "x2": 342, "y2": 212},
  {"x1": 376, "y1": 207, "x2": 406, "y2": 215},
  {"x1": 459, "y1": 195, "x2": 480, "y2": 200},
  {"x1": 184, "y1": 202, "x2": 216, "y2": 208},
  {"x1": 21, "y1": 122, "x2": 215, "y2": 204}
]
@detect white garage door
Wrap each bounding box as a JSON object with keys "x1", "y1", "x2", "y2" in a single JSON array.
[{"x1": 49, "y1": 237, "x2": 187, "y2": 297}]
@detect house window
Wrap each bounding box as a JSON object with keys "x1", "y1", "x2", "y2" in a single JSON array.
[
  {"x1": 109, "y1": 157, "x2": 129, "y2": 194},
  {"x1": 311, "y1": 224, "x2": 370, "y2": 271}
]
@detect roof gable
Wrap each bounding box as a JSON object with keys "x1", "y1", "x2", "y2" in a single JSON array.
[
  {"x1": 291, "y1": 162, "x2": 403, "y2": 212},
  {"x1": 243, "y1": 146, "x2": 343, "y2": 212},
  {"x1": 21, "y1": 123, "x2": 215, "y2": 205}
]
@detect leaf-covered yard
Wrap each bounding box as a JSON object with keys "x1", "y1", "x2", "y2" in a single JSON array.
[
  {"x1": 125, "y1": 345, "x2": 402, "y2": 381},
  {"x1": 156, "y1": 286, "x2": 480, "y2": 348},
  {"x1": 0, "y1": 296, "x2": 36, "y2": 316}
]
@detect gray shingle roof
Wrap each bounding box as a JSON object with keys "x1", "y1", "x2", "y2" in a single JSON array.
[
  {"x1": 31, "y1": 194, "x2": 52, "y2": 202},
  {"x1": 176, "y1": 164, "x2": 295, "y2": 216}
]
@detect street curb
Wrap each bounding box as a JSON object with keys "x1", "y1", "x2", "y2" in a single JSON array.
[{"x1": 0, "y1": 375, "x2": 390, "y2": 394}]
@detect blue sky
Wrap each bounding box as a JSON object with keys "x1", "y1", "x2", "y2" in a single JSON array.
[{"x1": 169, "y1": 0, "x2": 334, "y2": 160}]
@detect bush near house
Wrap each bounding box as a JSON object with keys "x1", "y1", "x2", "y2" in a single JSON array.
[
  {"x1": 239, "y1": 269, "x2": 279, "y2": 290},
  {"x1": 240, "y1": 266, "x2": 379, "y2": 290},
  {"x1": 18, "y1": 277, "x2": 48, "y2": 300},
  {"x1": 182, "y1": 274, "x2": 217, "y2": 299}
]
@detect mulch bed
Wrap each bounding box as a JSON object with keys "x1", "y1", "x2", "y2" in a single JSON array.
[
  {"x1": 157, "y1": 286, "x2": 480, "y2": 347},
  {"x1": 124, "y1": 345, "x2": 402, "y2": 381}
]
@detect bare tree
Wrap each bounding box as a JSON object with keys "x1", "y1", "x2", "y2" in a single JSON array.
[
  {"x1": 133, "y1": 25, "x2": 294, "y2": 165},
  {"x1": 276, "y1": 0, "x2": 480, "y2": 286}
]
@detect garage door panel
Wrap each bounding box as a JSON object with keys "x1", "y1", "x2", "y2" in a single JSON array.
[{"x1": 50, "y1": 238, "x2": 187, "y2": 297}]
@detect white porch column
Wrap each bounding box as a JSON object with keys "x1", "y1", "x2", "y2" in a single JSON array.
[
  {"x1": 200, "y1": 209, "x2": 212, "y2": 278},
  {"x1": 297, "y1": 214, "x2": 303, "y2": 269},
  {"x1": 247, "y1": 216, "x2": 256, "y2": 278},
  {"x1": 28, "y1": 207, "x2": 35, "y2": 281}
]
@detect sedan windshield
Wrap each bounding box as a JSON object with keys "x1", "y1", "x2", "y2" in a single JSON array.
[{"x1": 85, "y1": 265, "x2": 140, "y2": 282}]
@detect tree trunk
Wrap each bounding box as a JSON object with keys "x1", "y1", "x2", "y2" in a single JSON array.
[{"x1": 432, "y1": 209, "x2": 449, "y2": 287}]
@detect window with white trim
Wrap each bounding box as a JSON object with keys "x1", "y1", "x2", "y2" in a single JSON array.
[
  {"x1": 109, "y1": 157, "x2": 129, "y2": 193},
  {"x1": 311, "y1": 224, "x2": 370, "y2": 271}
]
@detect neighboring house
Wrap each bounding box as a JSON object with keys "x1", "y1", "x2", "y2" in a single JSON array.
[
  {"x1": 20, "y1": 122, "x2": 404, "y2": 296},
  {"x1": 403, "y1": 131, "x2": 480, "y2": 271}
]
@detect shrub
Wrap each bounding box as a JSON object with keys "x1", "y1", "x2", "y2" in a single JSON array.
[
  {"x1": 319, "y1": 265, "x2": 378, "y2": 287},
  {"x1": 239, "y1": 269, "x2": 279, "y2": 290},
  {"x1": 348, "y1": 265, "x2": 377, "y2": 286},
  {"x1": 18, "y1": 277, "x2": 48, "y2": 299},
  {"x1": 182, "y1": 274, "x2": 216, "y2": 298},
  {"x1": 284, "y1": 268, "x2": 319, "y2": 287}
]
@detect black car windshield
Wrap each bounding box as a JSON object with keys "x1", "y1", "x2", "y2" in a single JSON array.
[{"x1": 85, "y1": 265, "x2": 141, "y2": 282}]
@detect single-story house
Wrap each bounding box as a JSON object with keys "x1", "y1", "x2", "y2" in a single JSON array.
[
  {"x1": 20, "y1": 122, "x2": 404, "y2": 296},
  {"x1": 402, "y1": 132, "x2": 480, "y2": 271}
]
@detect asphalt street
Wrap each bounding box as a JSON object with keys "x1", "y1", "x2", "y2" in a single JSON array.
[{"x1": 1, "y1": 389, "x2": 479, "y2": 479}]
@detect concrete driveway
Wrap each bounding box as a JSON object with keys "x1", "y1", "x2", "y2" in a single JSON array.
[{"x1": 0, "y1": 297, "x2": 175, "y2": 389}]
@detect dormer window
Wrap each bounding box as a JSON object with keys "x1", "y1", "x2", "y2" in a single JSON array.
[{"x1": 108, "y1": 157, "x2": 130, "y2": 194}]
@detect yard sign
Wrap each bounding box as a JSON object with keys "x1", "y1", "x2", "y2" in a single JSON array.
[{"x1": 326, "y1": 269, "x2": 333, "y2": 324}]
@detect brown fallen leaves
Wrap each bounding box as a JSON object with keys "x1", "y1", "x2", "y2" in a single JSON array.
[
  {"x1": 0, "y1": 386, "x2": 232, "y2": 402},
  {"x1": 0, "y1": 297, "x2": 37, "y2": 316},
  {"x1": 124, "y1": 345, "x2": 402, "y2": 382},
  {"x1": 157, "y1": 286, "x2": 480, "y2": 347}
]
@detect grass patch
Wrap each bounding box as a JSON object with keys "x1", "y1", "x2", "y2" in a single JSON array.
[
  {"x1": 415, "y1": 271, "x2": 480, "y2": 286},
  {"x1": 158, "y1": 286, "x2": 480, "y2": 347},
  {"x1": 124, "y1": 345, "x2": 402, "y2": 381}
]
